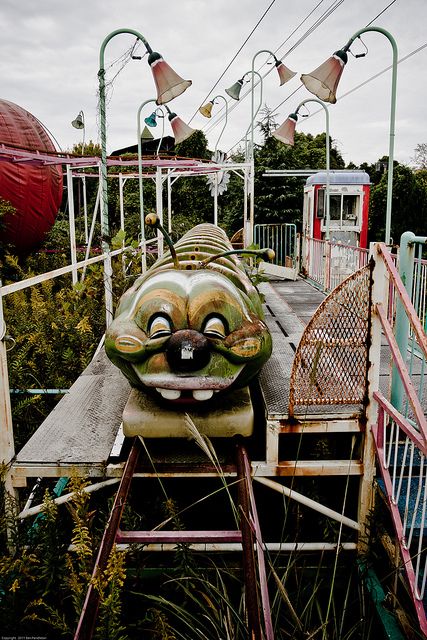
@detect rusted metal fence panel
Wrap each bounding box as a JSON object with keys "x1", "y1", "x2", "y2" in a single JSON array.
[{"x1": 289, "y1": 264, "x2": 371, "y2": 416}]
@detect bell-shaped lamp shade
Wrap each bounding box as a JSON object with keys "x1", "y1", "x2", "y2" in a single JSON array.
[
  {"x1": 71, "y1": 112, "x2": 84, "y2": 129},
  {"x1": 225, "y1": 79, "x2": 244, "y2": 101},
  {"x1": 275, "y1": 59, "x2": 297, "y2": 86},
  {"x1": 168, "y1": 112, "x2": 197, "y2": 145},
  {"x1": 144, "y1": 112, "x2": 158, "y2": 127},
  {"x1": 148, "y1": 51, "x2": 192, "y2": 105},
  {"x1": 272, "y1": 113, "x2": 298, "y2": 146},
  {"x1": 300, "y1": 49, "x2": 348, "y2": 104},
  {"x1": 199, "y1": 101, "x2": 214, "y2": 118}
]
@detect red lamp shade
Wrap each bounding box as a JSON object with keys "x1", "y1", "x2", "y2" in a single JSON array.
[
  {"x1": 272, "y1": 113, "x2": 298, "y2": 145},
  {"x1": 0, "y1": 99, "x2": 63, "y2": 253},
  {"x1": 148, "y1": 52, "x2": 192, "y2": 105},
  {"x1": 168, "y1": 112, "x2": 196, "y2": 145},
  {"x1": 300, "y1": 49, "x2": 348, "y2": 104},
  {"x1": 275, "y1": 58, "x2": 296, "y2": 86}
]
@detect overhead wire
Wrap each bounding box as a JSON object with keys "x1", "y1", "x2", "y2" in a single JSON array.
[
  {"x1": 202, "y1": 0, "x2": 347, "y2": 141},
  {"x1": 225, "y1": 0, "x2": 401, "y2": 155},
  {"x1": 298, "y1": 41, "x2": 427, "y2": 125},
  {"x1": 203, "y1": 0, "x2": 343, "y2": 136},
  {"x1": 187, "y1": 0, "x2": 279, "y2": 124}
]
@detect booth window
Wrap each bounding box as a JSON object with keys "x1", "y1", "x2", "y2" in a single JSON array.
[{"x1": 317, "y1": 189, "x2": 360, "y2": 228}]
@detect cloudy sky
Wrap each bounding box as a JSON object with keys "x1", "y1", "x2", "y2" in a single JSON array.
[{"x1": 1, "y1": 0, "x2": 426, "y2": 166}]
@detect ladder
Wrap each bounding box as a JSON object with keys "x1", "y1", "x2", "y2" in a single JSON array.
[{"x1": 74, "y1": 438, "x2": 273, "y2": 639}]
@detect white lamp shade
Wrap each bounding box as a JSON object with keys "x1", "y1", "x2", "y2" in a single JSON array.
[
  {"x1": 275, "y1": 60, "x2": 297, "y2": 86},
  {"x1": 272, "y1": 114, "x2": 298, "y2": 146},
  {"x1": 300, "y1": 50, "x2": 347, "y2": 104},
  {"x1": 169, "y1": 114, "x2": 196, "y2": 145},
  {"x1": 148, "y1": 52, "x2": 192, "y2": 105}
]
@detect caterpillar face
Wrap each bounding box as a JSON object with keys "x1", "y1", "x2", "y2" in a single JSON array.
[{"x1": 105, "y1": 269, "x2": 272, "y2": 405}]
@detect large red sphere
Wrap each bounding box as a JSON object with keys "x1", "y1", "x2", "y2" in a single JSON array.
[{"x1": 0, "y1": 99, "x2": 63, "y2": 253}]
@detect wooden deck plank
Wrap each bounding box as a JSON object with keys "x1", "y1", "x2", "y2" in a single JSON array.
[{"x1": 15, "y1": 349, "x2": 130, "y2": 466}]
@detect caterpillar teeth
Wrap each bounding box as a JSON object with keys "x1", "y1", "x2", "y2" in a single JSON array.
[
  {"x1": 192, "y1": 389, "x2": 214, "y2": 401},
  {"x1": 156, "y1": 388, "x2": 181, "y2": 400},
  {"x1": 155, "y1": 388, "x2": 215, "y2": 401}
]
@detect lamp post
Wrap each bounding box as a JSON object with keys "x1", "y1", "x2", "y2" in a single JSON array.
[
  {"x1": 225, "y1": 50, "x2": 295, "y2": 161},
  {"x1": 97, "y1": 28, "x2": 191, "y2": 325},
  {"x1": 71, "y1": 110, "x2": 88, "y2": 243},
  {"x1": 226, "y1": 70, "x2": 264, "y2": 163},
  {"x1": 138, "y1": 102, "x2": 195, "y2": 263},
  {"x1": 273, "y1": 98, "x2": 331, "y2": 241},
  {"x1": 249, "y1": 50, "x2": 295, "y2": 162},
  {"x1": 301, "y1": 26, "x2": 397, "y2": 245},
  {"x1": 199, "y1": 95, "x2": 229, "y2": 226},
  {"x1": 225, "y1": 50, "x2": 295, "y2": 246},
  {"x1": 137, "y1": 98, "x2": 157, "y2": 272}
]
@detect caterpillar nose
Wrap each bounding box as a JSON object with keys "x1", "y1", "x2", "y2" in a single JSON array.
[{"x1": 166, "y1": 330, "x2": 210, "y2": 373}]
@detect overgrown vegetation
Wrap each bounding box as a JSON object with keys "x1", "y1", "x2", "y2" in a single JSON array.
[{"x1": 0, "y1": 459, "x2": 403, "y2": 638}]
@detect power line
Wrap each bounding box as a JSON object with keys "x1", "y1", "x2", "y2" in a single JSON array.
[
  {"x1": 225, "y1": 0, "x2": 401, "y2": 154},
  {"x1": 187, "y1": 0, "x2": 278, "y2": 124},
  {"x1": 365, "y1": 0, "x2": 398, "y2": 28},
  {"x1": 202, "y1": 0, "x2": 346, "y2": 139}
]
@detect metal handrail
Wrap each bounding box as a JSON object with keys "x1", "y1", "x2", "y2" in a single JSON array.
[{"x1": 371, "y1": 243, "x2": 427, "y2": 635}]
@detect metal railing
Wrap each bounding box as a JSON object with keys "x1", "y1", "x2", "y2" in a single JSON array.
[
  {"x1": 303, "y1": 235, "x2": 369, "y2": 292},
  {"x1": 371, "y1": 243, "x2": 427, "y2": 635},
  {"x1": 254, "y1": 223, "x2": 297, "y2": 270}
]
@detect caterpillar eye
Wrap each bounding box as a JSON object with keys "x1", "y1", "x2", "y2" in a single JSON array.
[
  {"x1": 149, "y1": 315, "x2": 172, "y2": 338},
  {"x1": 204, "y1": 316, "x2": 226, "y2": 339},
  {"x1": 115, "y1": 335, "x2": 144, "y2": 353}
]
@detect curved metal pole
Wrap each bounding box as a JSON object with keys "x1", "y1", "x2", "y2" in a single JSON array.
[
  {"x1": 249, "y1": 49, "x2": 276, "y2": 161},
  {"x1": 245, "y1": 70, "x2": 263, "y2": 162},
  {"x1": 210, "y1": 95, "x2": 228, "y2": 154},
  {"x1": 98, "y1": 29, "x2": 152, "y2": 241},
  {"x1": 98, "y1": 29, "x2": 153, "y2": 325},
  {"x1": 137, "y1": 98, "x2": 157, "y2": 272},
  {"x1": 295, "y1": 98, "x2": 330, "y2": 241},
  {"x1": 342, "y1": 27, "x2": 397, "y2": 245},
  {"x1": 155, "y1": 108, "x2": 166, "y2": 156}
]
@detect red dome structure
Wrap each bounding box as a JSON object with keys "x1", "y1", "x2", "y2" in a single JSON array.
[{"x1": 0, "y1": 99, "x2": 63, "y2": 253}]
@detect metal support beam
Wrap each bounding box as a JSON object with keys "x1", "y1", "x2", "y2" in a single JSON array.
[{"x1": 75, "y1": 438, "x2": 141, "y2": 640}]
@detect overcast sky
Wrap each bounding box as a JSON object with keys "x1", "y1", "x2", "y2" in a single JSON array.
[{"x1": 1, "y1": 0, "x2": 426, "y2": 166}]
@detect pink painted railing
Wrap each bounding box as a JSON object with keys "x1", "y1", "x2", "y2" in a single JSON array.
[
  {"x1": 372, "y1": 244, "x2": 427, "y2": 635},
  {"x1": 303, "y1": 236, "x2": 369, "y2": 292}
]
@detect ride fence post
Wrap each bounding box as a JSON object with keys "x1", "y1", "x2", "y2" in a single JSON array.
[{"x1": 0, "y1": 281, "x2": 18, "y2": 539}]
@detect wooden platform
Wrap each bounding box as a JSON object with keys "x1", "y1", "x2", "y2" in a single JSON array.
[{"x1": 13, "y1": 347, "x2": 131, "y2": 477}]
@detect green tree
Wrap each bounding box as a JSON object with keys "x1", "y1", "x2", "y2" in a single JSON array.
[
  {"x1": 253, "y1": 129, "x2": 345, "y2": 229},
  {"x1": 368, "y1": 162, "x2": 427, "y2": 243}
]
